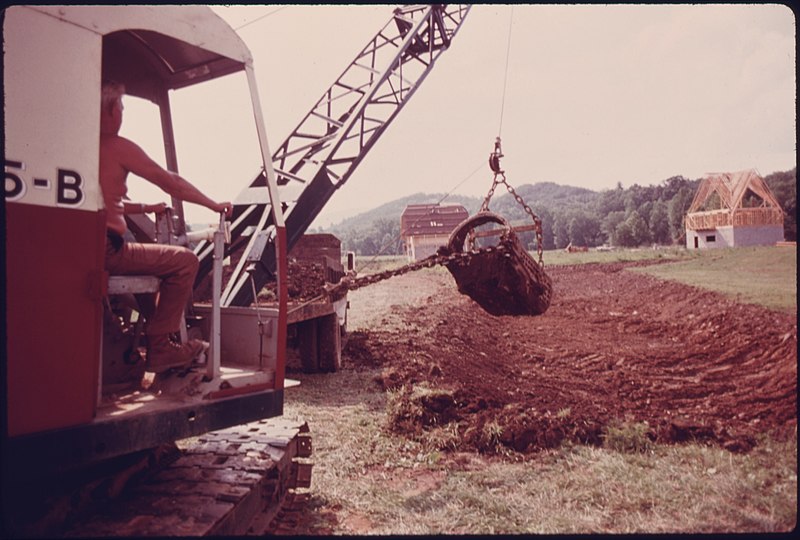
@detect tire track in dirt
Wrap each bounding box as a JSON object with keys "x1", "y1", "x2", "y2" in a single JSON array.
[{"x1": 345, "y1": 261, "x2": 797, "y2": 453}]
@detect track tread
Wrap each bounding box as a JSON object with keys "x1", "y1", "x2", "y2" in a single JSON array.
[{"x1": 62, "y1": 418, "x2": 311, "y2": 537}]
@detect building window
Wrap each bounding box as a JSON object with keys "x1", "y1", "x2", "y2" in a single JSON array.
[{"x1": 706, "y1": 235, "x2": 716, "y2": 242}]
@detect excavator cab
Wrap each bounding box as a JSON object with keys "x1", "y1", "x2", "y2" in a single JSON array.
[{"x1": 4, "y1": 6, "x2": 288, "y2": 476}]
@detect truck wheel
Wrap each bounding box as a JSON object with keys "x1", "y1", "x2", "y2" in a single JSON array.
[
  {"x1": 318, "y1": 313, "x2": 342, "y2": 372},
  {"x1": 297, "y1": 319, "x2": 320, "y2": 373}
]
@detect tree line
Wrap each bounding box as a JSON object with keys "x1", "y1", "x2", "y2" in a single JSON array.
[{"x1": 322, "y1": 169, "x2": 796, "y2": 255}]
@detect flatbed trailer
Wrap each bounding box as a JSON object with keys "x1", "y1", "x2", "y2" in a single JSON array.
[
  {"x1": 193, "y1": 295, "x2": 346, "y2": 376},
  {"x1": 194, "y1": 232, "x2": 349, "y2": 375}
]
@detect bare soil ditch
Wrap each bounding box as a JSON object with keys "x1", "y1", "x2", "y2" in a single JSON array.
[{"x1": 344, "y1": 261, "x2": 797, "y2": 454}]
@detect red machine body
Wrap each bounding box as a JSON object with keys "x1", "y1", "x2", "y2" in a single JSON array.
[{"x1": 4, "y1": 5, "x2": 288, "y2": 471}]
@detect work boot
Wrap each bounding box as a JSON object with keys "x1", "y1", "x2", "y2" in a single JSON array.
[{"x1": 146, "y1": 334, "x2": 204, "y2": 373}]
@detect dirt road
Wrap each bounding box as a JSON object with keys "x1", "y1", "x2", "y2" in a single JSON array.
[{"x1": 344, "y1": 261, "x2": 797, "y2": 454}]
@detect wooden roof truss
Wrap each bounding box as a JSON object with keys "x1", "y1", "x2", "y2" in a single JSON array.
[{"x1": 685, "y1": 169, "x2": 784, "y2": 230}]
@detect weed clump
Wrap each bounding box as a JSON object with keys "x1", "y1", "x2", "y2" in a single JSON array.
[
  {"x1": 385, "y1": 384, "x2": 460, "y2": 435},
  {"x1": 479, "y1": 421, "x2": 505, "y2": 453},
  {"x1": 602, "y1": 420, "x2": 654, "y2": 454}
]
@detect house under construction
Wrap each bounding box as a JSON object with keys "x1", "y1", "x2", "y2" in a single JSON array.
[{"x1": 684, "y1": 169, "x2": 784, "y2": 249}]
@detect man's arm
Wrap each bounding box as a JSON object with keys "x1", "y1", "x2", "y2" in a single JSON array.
[
  {"x1": 123, "y1": 201, "x2": 167, "y2": 214},
  {"x1": 115, "y1": 137, "x2": 232, "y2": 216}
]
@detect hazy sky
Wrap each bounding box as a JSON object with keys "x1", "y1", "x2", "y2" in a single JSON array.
[{"x1": 121, "y1": 4, "x2": 796, "y2": 227}]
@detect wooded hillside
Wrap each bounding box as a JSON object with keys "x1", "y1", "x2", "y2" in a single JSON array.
[{"x1": 319, "y1": 168, "x2": 795, "y2": 255}]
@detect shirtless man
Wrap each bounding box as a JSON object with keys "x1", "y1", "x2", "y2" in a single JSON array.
[{"x1": 100, "y1": 80, "x2": 232, "y2": 373}]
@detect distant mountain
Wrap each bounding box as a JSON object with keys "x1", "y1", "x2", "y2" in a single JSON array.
[
  {"x1": 324, "y1": 182, "x2": 598, "y2": 234},
  {"x1": 511, "y1": 182, "x2": 598, "y2": 209}
]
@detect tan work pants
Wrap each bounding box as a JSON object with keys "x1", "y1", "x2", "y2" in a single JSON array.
[{"x1": 105, "y1": 237, "x2": 199, "y2": 336}]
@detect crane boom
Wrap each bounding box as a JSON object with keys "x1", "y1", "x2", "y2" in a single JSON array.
[{"x1": 193, "y1": 4, "x2": 471, "y2": 306}]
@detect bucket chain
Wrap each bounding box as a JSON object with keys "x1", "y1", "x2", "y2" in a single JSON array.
[
  {"x1": 324, "y1": 242, "x2": 512, "y2": 300},
  {"x1": 480, "y1": 172, "x2": 544, "y2": 266},
  {"x1": 475, "y1": 138, "x2": 544, "y2": 265},
  {"x1": 321, "y1": 139, "x2": 547, "y2": 300}
]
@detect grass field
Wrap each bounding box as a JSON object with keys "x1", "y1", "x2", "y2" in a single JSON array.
[
  {"x1": 351, "y1": 247, "x2": 692, "y2": 274},
  {"x1": 543, "y1": 246, "x2": 693, "y2": 266},
  {"x1": 353, "y1": 245, "x2": 796, "y2": 311},
  {"x1": 286, "y1": 370, "x2": 797, "y2": 534},
  {"x1": 631, "y1": 245, "x2": 797, "y2": 311}
]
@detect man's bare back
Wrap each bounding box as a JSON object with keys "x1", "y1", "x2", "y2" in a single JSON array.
[{"x1": 99, "y1": 80, "x2": 230, "y2": 372}]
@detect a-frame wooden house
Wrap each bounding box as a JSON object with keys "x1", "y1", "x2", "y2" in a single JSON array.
[{"x1": 685, "y1": 169, "x2": 784, "y2": 249}]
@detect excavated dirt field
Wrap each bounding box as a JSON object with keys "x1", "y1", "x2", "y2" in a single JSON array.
[{"x1": 343, "y1": 260, "x2": 797, "y2": 454}]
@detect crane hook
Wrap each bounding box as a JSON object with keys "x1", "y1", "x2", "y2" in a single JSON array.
[{"x1": 489, "y1": 136, "x2": 504, "y2": 174}]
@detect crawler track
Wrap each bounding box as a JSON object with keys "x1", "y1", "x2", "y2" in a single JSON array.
[{"x1": 55, "y1": 418, "x2": 311, "y2": 537}]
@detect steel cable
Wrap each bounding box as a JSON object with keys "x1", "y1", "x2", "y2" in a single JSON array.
[{"x1": 497, "y1": 5, "x2": 514, "y2": 137}]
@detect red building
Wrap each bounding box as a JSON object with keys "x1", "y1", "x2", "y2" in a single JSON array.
[{"x1": 400, "y1": 203, "x2": 469, "y2": 261}]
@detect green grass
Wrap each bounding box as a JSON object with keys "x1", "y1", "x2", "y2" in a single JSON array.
[
  {"x1": 350, "y1": 246, "x2": 692, "y2": 275},
  {"x1": 542, "y1": 244, "x2": 796, "y2": 312},
  {"x1": 631, "y1": 246, "x2": 797, "y2": 311},
  {"x1": 283, "y1": 369, "x2": 798, "y2": 534},
  {"x1": 406, "y1": 440, "x2": 798, "y2": 534},
  {"x1": 348, "y1": 245, "x2": 796, "y2": 312},
  {"x1": 543, "y1": 246, "x2": 694, "y2": 266},
  {"x1": 352, "y1": 254, "x2": 409, "y2": 274},
  {"x1": 602, "y1": 420, "x2": 654, "y2": 454}
]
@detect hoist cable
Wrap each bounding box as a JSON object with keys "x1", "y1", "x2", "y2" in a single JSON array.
[
  {"x1": 435, "y1": 159, "x2": 488, "y2": 206},
  {"x1": 358, "y1": 7, "x2": 516, "y2": 273},
  {"x1": 497, "y1": 5, "x2": 515, "y2": 137},
  {"x1": 234, "y1": 6, "x2": 287, "y2": 30}
]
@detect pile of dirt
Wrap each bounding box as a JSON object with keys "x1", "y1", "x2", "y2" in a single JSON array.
[
  {"x1": 344, "y1": 261, "x2": 797, "y2": 454},
  {"x1": 260, "y1": 259, "x2": 328, "y2": 301},
  {"x1": 195, "y1": 255, "x2": 328, "y2": 303}
]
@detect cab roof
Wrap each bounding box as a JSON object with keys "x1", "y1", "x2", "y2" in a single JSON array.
[{"x1": 29, "y1": 5, "x2": 251, "y2": 101}]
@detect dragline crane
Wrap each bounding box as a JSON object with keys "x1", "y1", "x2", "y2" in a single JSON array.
[{"x1": 192, "y1": 4, "x2": 472, "y2": 307}]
